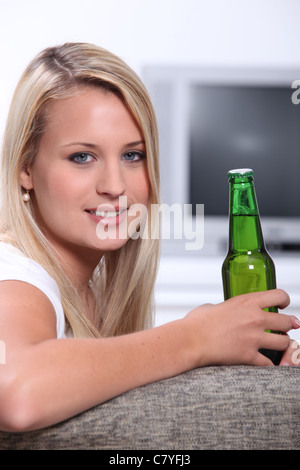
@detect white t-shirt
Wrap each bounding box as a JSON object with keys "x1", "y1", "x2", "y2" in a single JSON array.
[{"x1": 0, "y1": 242, "x2": 66, "y2": 338}]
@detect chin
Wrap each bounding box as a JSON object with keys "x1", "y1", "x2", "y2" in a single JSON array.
[{"x1": 92, "y1": 236, "x2": 130, "y2": 253}]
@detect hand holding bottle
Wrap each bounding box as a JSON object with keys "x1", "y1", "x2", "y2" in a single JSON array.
[{"x1": 183, "y1": 289, "x2": 300, "y2": 367}]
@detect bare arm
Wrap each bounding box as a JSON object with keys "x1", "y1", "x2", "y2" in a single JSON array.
[{"x1": 0, "y1": 281, "x2": 298, "y2": 432}]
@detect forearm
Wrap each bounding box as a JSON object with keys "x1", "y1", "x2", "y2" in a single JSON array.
[
  {"x1": 0, "y1": 318, "x2": 195, "y2": 431},
  {"x1": 1, "y1": 289, "x2": 298, "y2": 432}
]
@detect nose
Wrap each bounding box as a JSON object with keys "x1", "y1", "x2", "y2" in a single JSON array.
[{"x1": 96, "y1": 160, "x2": 126, "y2": 199}]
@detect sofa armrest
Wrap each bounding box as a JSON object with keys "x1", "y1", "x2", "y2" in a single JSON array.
[{"x1": 0, "y1": 366, "x2": 299, "y2": 450}]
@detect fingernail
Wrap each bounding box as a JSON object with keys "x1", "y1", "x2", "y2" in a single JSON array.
[
  {"x1": 280, "y1": 361, "x2": 290, "y2": 366},
  {"x1": 294, "y1": 317, "x2": 300, "y2": 328}
]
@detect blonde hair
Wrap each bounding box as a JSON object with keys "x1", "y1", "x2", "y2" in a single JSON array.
[{"x1": 0, "y1": 42, "x2": 160, "y2": 338}]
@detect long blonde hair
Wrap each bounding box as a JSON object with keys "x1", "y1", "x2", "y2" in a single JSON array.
[{"x1": 0, "y1": 43, "x2": 160, "y2": 338}]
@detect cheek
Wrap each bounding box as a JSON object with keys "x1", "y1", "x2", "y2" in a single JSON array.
[
  {"x1": 32, "y1": 167, "x2": 78, "y2": 210},
  {"x1": 35, "y1": 174, "x2": 61, "y2": 201},
  {"x1": 133, "y1": 169, "x2": 151, "y2": 204}
]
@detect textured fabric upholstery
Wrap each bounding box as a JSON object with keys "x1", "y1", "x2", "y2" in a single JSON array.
[{"x1": 0, "y1": 366, "x2": 299, "y2": 450}]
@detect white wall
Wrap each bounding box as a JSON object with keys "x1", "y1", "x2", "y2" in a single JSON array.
[{"x1": 1, "y1": 0, "x2": 300, "y2": 139}]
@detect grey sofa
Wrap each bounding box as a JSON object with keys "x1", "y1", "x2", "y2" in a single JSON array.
[{"x1": 0, "y1": 365, "x2": 299, "y2": 450}]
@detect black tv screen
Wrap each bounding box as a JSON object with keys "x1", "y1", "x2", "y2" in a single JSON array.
[{"x1": 189, "y1": 85, "x2": 300, "y2": 217}]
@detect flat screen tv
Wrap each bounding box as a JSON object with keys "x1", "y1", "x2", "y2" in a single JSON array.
[{"x1": 143, "y1": 66, "x2": 300, "y2": 256}]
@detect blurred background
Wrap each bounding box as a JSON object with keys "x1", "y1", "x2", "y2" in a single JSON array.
[{"x1": 0, "y1": 0, "x2": 299, "y2": 338}]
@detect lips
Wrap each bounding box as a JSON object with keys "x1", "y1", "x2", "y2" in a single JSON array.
[
  {"x1": 85, "y1": 207, "x2": 128, "y2": 217},
  {"x1": 85, "y1": 206, "x2": 129, "y2": 226}
]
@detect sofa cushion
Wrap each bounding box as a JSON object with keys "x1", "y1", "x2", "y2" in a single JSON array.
[{"x1": 0, "y1": 365, "x2": 299, "y2": 450}]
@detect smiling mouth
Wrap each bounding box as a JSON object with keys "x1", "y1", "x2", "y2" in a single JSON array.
[{"x1": 85, "y1": 208, "x2": 127, "y2": 217}]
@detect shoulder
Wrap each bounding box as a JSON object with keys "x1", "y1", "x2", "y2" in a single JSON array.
[{"x1": 0, "y1": 242, "x2": 66, "y2": 338}]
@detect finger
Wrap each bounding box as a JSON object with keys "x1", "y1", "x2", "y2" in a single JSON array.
[
  {"x1": 262, "y1": 313, "x2": 300, "y2": 334},
  {"x1": 261, "y1": 330, "x2": 290, "y2": 351},
  {"x1": 262, "y1": 312, "x2": 295, "y2": 334},
  {"x1": 254, "y1": 351, "x2": 274, "y2": 367},
  {"x1": 255, "y1": 289, "x2": 290, "y2": 310},
  {"x1": 291, "y1": 316, "x2": 300, "y2": 329}
]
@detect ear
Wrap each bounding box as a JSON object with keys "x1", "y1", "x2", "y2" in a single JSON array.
[{"x1": 19, "y1": 167, "x2": 33, "y2": 190}]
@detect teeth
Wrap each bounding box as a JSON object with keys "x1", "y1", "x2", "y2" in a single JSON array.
[
  {"x1": 96, "y1": 210, "x2": 121, "y2": 218},
  {"x1": 86, "y1": 208, "x2": 127, "y2": 217}
]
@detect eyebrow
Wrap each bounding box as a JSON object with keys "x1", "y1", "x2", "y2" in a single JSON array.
[
  {"x1": 124, "y1": 140, "x2": 145, "y2": 148},
  {"x1": 61, "y1": 140, "x2": 145, "y2": 149}
]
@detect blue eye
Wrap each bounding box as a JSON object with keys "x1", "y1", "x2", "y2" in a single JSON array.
[
  {"x1": 69, "y1": 152, "x2": 94, "y2": 164},
  {"x1": 123, "y1": 151, "x2": 145, "y2": 162}
]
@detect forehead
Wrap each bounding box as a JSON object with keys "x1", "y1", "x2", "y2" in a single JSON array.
[
  {"x1": 41, "y1": 86, "x2": 143, "y2": 142},
  {"x1": 44, "y1": 86, "x2": 124, "y2": 124}
]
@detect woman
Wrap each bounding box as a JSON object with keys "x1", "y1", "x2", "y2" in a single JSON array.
[{"x1": 0, "y1": 43, "x2": 298, "y2": 432}]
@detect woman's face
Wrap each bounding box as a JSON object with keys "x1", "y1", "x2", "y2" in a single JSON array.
[{"x1": 20, "y1": 86, "x2": 150, "y2": 257}]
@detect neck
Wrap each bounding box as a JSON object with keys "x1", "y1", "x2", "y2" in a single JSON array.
[
  {"x1": 57, "y1": 245, "x2": 102, "y2": 321},
  {"x1": 49, "y1": 241, "x2": 103, "y2": 294}
]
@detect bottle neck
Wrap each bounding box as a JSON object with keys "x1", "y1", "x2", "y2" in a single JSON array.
[{"x1": 228, "y1": 176, "x2": 266, "y2": 252}]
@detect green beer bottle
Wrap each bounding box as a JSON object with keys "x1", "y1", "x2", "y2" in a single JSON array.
[{"x1": 222, "y1": 168, "x2": 282, "y2": 365}]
